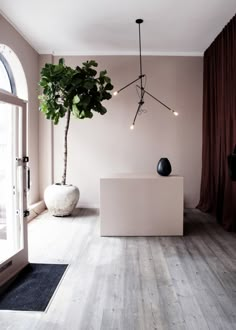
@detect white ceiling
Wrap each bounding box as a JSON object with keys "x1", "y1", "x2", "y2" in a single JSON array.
[{"x1": 0, "y1": 0, "x2": 236, "y2": 55}]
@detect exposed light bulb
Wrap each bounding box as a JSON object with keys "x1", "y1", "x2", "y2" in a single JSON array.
[
  {"x1": 113, "y1": 91, "x2": 118, "y2": 96},
  {"x1": 130, "y1": 124, "x2": 135, "y2": 130},
  {"x1": 173, "y1": 111, "x2": 179, "y2": 116}
]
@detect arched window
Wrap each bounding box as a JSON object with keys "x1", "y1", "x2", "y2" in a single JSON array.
[
  {"x1": 0, "y1": 53, "x2": 16, "y2": 94},
  {"x1": 0, "y1": 45, "x2": 28, "y2": 100}
]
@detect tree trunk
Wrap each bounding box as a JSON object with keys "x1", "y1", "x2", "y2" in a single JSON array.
[{"x1": 61, "y1": 108, "x2": 71, "y2": 185}]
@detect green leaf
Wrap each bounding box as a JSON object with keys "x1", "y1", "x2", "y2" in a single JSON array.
[
  {"x1": 79, "y1": 110, "x2": 85, "y2": 119},
  {"x1": 80, "y1": 95, "x2": 91, "y2": 108},
  {"x1": 83, "y1": 79, "x2": 95, "y2": 89},
  {"x1": 105, "y1": 83, "x2": 113, "y2": 91},
  {"x1": 89, "y1": 60, "x2": 98, "y2": 67},
  {"x1": 86, "y1": 110, "x2": 93, "y2": 118},
  {"x1": 72, "y1": 104, "x2": 80, "y2": 118},
  {"x1": 73, "y1": 95, "x2": 80, "y2": 104},
  {"x1": 82, "y1": 60, "x2": 98, "y2": 68},
  {"x1": 99, "y1": 70, "x2": 107, "y2": 77},
  {"x1": 104, "y1": 76, "x2": 111, "y2": 83},
  {"x1": 99, "y1": 105, "x2": 107, "y2": 115},
  {"x1": 59, "y1": 58, "x2": 65, "y2": 65}
]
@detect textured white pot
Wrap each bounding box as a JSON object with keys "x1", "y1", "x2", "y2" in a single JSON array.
[{"x1": 44, "y1": 184, "x2": 80, "y2": 216}]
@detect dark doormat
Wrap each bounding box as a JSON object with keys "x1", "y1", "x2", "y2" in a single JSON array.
[{"x1": 0, "y1": 263, "x2": 68, "y2": 311}]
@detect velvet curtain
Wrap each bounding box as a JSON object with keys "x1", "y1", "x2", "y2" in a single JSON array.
[{"x1": 197, "y1": 14, "x2": 236, "y2": 231}]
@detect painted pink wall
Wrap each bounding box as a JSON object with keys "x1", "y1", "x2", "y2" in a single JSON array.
[
  {"x1": 46, "y1": 55, "x2": 203, "y2": 208},
  {"x1": 0, "y1": 15, "x2": 204, "y2": 209},
  {"x1": 38, "y1": 55, "x2": 54, "y2": 199}
]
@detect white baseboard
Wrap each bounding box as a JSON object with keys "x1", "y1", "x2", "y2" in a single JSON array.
[
  {"x1": 28, "y1": 201, "x2": 99, "y2": 222},
  {"x1": 28, "y1": 200, "x2": 46, "y2": 222},
  {"x1": 77, "y1": 203, "x2": 99, "y2": 209}
]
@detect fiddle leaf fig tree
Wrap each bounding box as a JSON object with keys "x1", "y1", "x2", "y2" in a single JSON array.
[{"x1": 39, "y1": 58, "x2": 113, "y2": 185}]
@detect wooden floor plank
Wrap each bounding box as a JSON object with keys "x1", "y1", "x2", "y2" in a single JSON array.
[
  {"x1": 174, "y1": 236, "x2": 232, "y2": 330},
  {"x1": 0, "y1": 208, "x2": 236, "y2": 330}
]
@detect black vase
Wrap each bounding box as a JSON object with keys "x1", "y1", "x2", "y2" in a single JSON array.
[
  {"x1": 228, "y1": 145, "x2": 236, "y2": 181},
  {"x1": 157, "y1": 158, "x2": 172, "y2": 176}
]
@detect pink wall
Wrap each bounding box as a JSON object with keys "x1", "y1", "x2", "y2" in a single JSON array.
[
  {"x1": 38, "y1": 55, "x2": 54, "y2": 199},
  {"x1": 0, "y1": 15, "x2": 39, "y2": 203},
  {"x1": 42, "y1": 55, "x2": 203, "y2": 208},
  {"x1": 0, "y1": 14, "x2": 204, "y2": 208}
]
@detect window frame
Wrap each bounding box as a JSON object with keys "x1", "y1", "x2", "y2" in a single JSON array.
[{"x1": 0, "y1": 53, "x2": 16, "y2": 95}]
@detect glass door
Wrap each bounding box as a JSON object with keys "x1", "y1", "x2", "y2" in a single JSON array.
[{"x1": 0, "y1": 90, "x2": 28, "y2": 287}]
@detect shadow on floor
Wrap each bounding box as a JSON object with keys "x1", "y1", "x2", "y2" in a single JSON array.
[
  {"x1": 183, "y1": 209, "x2": 223, "y2": 236},
  {"x1": 72, "y1": 208, "x2": 99, "y2": 218}
]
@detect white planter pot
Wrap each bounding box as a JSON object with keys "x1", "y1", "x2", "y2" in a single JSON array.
[{"x1": 44, "y1": 184, "x2": 80, "y2": 216}]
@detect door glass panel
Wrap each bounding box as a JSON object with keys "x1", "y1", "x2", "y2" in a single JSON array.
[
  {"x1": 0, "y1": 60, "x2": 12, "y2": 93},
  {"x1": 0, "y1": 102, "x2": 24, "y2": 263}
]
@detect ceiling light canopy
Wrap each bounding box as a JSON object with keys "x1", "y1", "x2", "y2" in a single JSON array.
[{"x1": 113, "y1": 19, "x2": 179, "y2": 129}]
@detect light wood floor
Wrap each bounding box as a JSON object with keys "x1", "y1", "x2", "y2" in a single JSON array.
[{"x1": 0, "y1": 208, "x2": 236, "y2": 330}]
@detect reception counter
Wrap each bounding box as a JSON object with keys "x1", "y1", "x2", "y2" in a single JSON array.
[{"x1": 100, "y1": 174, "x2": 183, "y2": 236}]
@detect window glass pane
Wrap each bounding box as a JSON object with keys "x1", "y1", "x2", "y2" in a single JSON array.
[{"x1": 0, "y1": 60, "x2": 11, "y2": 93}]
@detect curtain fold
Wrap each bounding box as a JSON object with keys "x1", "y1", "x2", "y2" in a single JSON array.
[{"x1": 197, "y1": 14, "x2": 236, "y2": 231}]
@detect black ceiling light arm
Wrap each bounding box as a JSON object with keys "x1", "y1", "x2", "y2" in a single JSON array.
[
  {"x1": 115, "y1": 75, "x2": 144, "y2": 95},
  {"x1": 113, "y1": 18, "x2": 178, "y2": 128},
  {"x1": 131, "y1": 89, "x2": 146, "y2": 128},
  {"x1": 136, "y1": 19, "x2": 144, "y2": 92},
  {"x1": 136, "y1": 85, "x2": 177, "y2": 115}
]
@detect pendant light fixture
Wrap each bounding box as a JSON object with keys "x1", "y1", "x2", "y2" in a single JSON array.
[{"x1": 113, "y1": 19, "x2": 179, "y2": 129}]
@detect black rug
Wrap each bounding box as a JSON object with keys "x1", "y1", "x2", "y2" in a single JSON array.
[{"x1": 0, "y1": 263, "x2": 68, "y2": 311}]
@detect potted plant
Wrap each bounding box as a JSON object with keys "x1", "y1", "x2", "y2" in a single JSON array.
[{"x1": 39, "y1": 58, "x2": 113, "y2": 216}]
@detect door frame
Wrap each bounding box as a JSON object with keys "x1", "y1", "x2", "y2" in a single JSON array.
[{"x1": 0, "y1": 90, "x2": 28, "y2": 287}]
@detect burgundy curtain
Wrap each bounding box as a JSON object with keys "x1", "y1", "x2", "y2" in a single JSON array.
[{"x1": 197, "y1": 14, "x2": 236, "y2": 231}]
